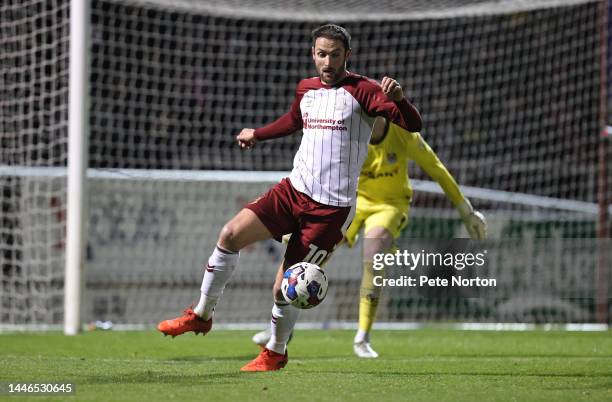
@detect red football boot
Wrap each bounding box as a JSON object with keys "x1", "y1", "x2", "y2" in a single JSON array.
[
  {"x1": 157, "y1": 308, "x2": 212, "y2": 337},
  {"x1": 240, "y1": 348, "x2": 288, "y2": 372}
]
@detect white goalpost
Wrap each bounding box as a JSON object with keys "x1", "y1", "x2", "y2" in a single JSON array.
[{"x1": 64, "y1": 0, "x2": 90, "y2": 335}]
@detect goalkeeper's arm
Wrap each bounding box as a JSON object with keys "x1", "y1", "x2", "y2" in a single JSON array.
[{"x1": 404, "y1": 130, "x2": 487, "y2": 240}]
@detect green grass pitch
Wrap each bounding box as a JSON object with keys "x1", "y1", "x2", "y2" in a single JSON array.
[{"x1": 1, "y1": 329, "x2": 611, "y2": 401}]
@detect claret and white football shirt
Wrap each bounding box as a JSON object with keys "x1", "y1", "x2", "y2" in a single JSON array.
[{"x1": 254, "y1": 72, "x2": 421, "y2": 207}]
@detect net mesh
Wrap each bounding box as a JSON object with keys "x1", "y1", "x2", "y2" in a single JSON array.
[
  {"x1": 1, "y1": 0, "x2": 69, "y2": 325},
  {"x1": 88, "y1": 0, "x2": 602, "y2": 202},
  {"x1": 1, "y1": 0, "x2": 609, "y2": 327}
]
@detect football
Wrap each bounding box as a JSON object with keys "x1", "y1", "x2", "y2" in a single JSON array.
[{"x1": 281, "y1": 262, "x2": 329, "y2": 309}]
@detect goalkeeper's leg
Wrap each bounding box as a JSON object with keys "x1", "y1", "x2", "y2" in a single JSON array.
[{"x1": 354, "y1": 226, "x2": 394, "y2": 358}]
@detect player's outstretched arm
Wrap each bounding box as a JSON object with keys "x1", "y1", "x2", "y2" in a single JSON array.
[{"x1": 401, "y1": 127, "x2": 487, "y2": 239}]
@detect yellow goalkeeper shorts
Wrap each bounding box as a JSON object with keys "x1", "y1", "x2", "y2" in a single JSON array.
[{"x1": 344, "y1": 196, "x2": 409, "y2": 248}]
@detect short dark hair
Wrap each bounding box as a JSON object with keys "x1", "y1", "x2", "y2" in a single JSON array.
[{"x1": 311, "y1": 24, "x2": 351, "y2": 51}]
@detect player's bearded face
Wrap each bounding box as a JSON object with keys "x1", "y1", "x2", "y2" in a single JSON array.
[{"x1": 312, "y1": 37, "x2": 350, "y2": 85}]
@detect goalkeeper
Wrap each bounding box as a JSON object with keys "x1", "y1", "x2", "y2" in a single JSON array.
[
  {"x1": 253, "y1": 116, "x2": 487, "y2": 358},
  {"x1": 348, "y1": 116, "x2": 486, "y2": 358}
]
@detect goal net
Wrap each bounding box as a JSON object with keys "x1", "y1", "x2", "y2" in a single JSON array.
[{"x1": 1, "y1": 0, "x2": 609, "y2": 329}]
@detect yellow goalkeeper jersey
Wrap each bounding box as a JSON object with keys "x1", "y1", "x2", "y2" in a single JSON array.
[{"x1": 357, "y1": 122, "x2": 465, "y2": 207}]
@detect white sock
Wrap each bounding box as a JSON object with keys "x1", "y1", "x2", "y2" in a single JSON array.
[
  {"x1": 265, "y1": 302, "x2": 299, "y2": 354},
  {"x1": 194, "y1": 246, "x2": 239, "y2": 320},
  {"x1": 354, "y1": 329, "x2": 369, "y2": 344}
]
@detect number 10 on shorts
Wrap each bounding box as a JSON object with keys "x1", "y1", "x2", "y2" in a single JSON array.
[{"x1": 304, "y1": 244, "x2": 328, "y2": 266}]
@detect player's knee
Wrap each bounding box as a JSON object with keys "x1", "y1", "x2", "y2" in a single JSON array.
[
  {"x1": 218, "y1": 222, "x2": 241, "y2": 251},
  {"x1": 363, "y1": 229, "x2": 393, "y2": 262}
]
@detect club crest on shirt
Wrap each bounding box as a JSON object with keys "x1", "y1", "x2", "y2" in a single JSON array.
[
  {"x1": 386, "y1": 152, "x2": 397, "y2": 164},
  {"x1": 334, "y1": 92, "x2": 348, "y2": 110}
]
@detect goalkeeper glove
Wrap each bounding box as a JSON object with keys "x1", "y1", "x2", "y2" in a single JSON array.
[{"x1": 457, "y1": 200, "x2": 487, "y2": 240}]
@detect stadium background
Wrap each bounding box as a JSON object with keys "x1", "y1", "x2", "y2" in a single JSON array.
[{"x1": 1, "y1": 0, "x2": 611, "y2": 328}]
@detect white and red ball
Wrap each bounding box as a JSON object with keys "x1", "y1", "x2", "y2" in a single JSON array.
[{"x1": 281, "y1": 262, "x2": 328, "y2": 309}]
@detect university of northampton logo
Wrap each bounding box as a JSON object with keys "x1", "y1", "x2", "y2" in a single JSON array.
[{"x1": 387, "y1": 152, "x2": 397, "y2": 164}]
